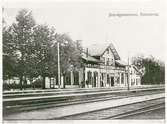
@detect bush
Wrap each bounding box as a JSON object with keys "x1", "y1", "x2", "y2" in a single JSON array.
[
  {"x1": 3, "y1": 83, "x2": 20, "y2": 90},
  {"x1": 3, "y1": 82, "x2": 40, "y2": 90},
  {"x1": 32, "y1": 79, "x2": 42, "y2": 88},
  {"x1": 3, "y1": 83, "x2": 10, "y2": 90}
]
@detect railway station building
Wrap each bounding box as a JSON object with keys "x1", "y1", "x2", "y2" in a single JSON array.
[
  {"x1": 45, "y1": 42, "x2": 141, "y2": 88},
  {"x1": 80, "y1": 43, "x2": 128, "y2": 88}
]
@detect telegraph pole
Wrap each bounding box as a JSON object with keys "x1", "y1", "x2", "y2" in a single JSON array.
[
  {"x1": 57, "y1": 42, "x2": 61, "y2": 88},
  {"x1": 127, "y1": 53, "x2": 130, "y2": 91}
]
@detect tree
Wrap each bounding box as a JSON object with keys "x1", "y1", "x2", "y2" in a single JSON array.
[
  {"x1": 131, "y1": 55, "x2": 165, "y2": 85},
  {"x1": 55, "y1": 34, "x2": 82, "y2": 88},
  {"x1": 10, "y1": 9, "x2": 36, "y2": 89},
  {"x1": 3, "y1": 8, "x2": 83, "y2": 90},
  {"x1": 33, "y1": 24, "x2": 57, "y2": 89},
  {"x1": 33, "y1": 31, "x2": 83, "y2": 89},
  {"x1": 57, "y1": 34, "x2": 82, "y2": 73},
  {"x1": 3, "y1": 26, "x2": 17, "y2": 80}
]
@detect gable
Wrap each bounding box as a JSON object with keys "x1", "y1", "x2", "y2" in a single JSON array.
[
  {"x1": 102, "y1": 47, "x2": 115, "y2": 59},
  {"x1": 130, "y1": 65, "x2": 142, "y2": 75},
  {"x1": 108, "y1": 43, "x2": 120, "y2": 60},
  {"x1": 86, "y1": 43, "x2": 120, "y2": 60}
]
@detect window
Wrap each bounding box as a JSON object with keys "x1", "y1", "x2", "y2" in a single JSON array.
[
  {"x1": 117, "y1": 77, "x2": 120, "y2": 84},
  {"x1": 107, "y1": 74, "x2": 110, "y2": 84},
  {"x1": 111, "y1": 58, "x2": 114, "y2": 65},
  {"x1": 106, "y1": 58, "x2": 109, "y2": 65},
  {"x1": 136, "y1": 79, "x2": 138, "y2": 85},
  {"x1": 101, "y1": 57, "x2": 105, "y2": 62},
  {"x1": 101, "y1": 73, "x2": 104, "y2": 80},
  {"x1": 87, "y1": 71, "x2": 92, "y2": 85},
  {"x1": 121, "y1": 73, "x2": 124, "y2": 84},
  {"x1": 107, "y1": 49, "x2": 109, "y2": 54},
  {"x1": 73, "y1": 71, "x2": 79, "y2": 85}
]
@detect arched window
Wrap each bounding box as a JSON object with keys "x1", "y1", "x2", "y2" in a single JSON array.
[
  {"x1": 87, "y1": 71, "x2": 92, "y2": 85},
  {"x1": 73, "y1": 71, "x2": 79, "y2": 85}
]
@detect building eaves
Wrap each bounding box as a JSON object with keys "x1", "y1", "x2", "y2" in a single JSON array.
[{"x1": 82, "y1": 52, "x2": 102, "y2": 63}]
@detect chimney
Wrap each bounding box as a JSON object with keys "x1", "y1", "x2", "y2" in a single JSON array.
[
  {"x1": 76, "y1": 40, "x2": 82, "y2": 54},
  {"x1": 86, "y1": 48, "x2": 88, "y2": 58}
]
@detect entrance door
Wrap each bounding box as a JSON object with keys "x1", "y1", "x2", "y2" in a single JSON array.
[
  {"x1": 111, "y1": 77, "x2": 114, "y2": 86},
  {"x1": 87, "y1": 71, "x2": 92, "y2": 86},
  {"x1": 93, "y1": 72, "x2": 98, "y2": 87},
  {"x1": 107, "y1": 74, "x2": 110, "y2": 85}
]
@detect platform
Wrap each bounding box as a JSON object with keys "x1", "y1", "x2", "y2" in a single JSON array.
[
  {"x1": 4, "y1": 93, "x2": 165, "y2": 120},
  {"x1": 3, "y1": 85, "x2": 164, "y2": 94}
]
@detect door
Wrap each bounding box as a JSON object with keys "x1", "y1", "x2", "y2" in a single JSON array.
[
  {"x1": 93, "y1": 72, "x2": 98, "y2": 87},
  {"x1": 107, "y1": 74, "x2": 110, "y2": 85},
  {"x1": 111, "y1": 77, "x2": 114, "y2": 86}
]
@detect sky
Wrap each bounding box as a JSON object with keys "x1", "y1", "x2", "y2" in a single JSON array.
[{"x1": 2, "y1": 0, "x2": 166, "y2": 62}]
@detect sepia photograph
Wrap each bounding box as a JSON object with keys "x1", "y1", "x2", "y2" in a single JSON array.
[{"x1": 1, "y1": 0, "x2": 165, "y2": 123}]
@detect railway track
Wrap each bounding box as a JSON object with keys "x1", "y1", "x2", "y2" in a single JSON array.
[
  {"x1": 4, "y1": 87, "x2": 164, "y2": 102},
  {"x1": 3, "y1": 86, "x2": 165, "y2": 98},
  {"x1": 106, "y1": 103, "x2": 165, "y2": 119},
  {"x1": 55, "y1": 98, "x2": 165, "y2": 120},
  {"x1": 3, "y1": 88, "x2": 164, "y2": 115}
]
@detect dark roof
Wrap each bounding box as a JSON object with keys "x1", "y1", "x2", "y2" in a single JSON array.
[
  {"x1": 85, "y1": 43, "x2": 120, "y2": 60},
  {"x1": 82, "y1": 52, "x2": 102, "y2": 63},
  {"x1": 115, "y1": 60, "x2": 127, "y2": 66}
]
